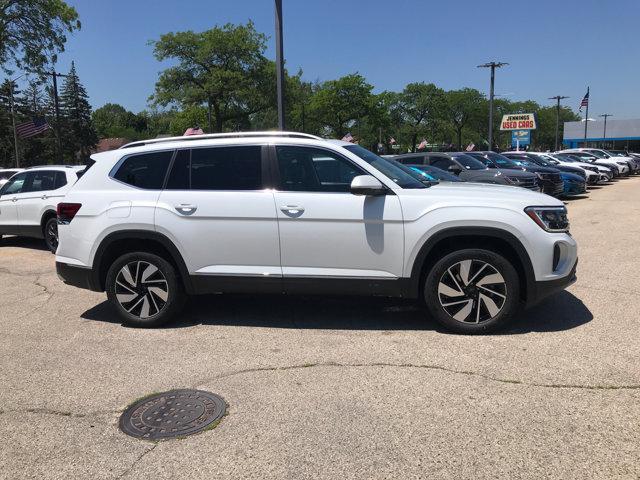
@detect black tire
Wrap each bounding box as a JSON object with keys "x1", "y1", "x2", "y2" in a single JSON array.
[
  {"x1": 43, "y1": 217, "x2": 58, "y2": 253},
  {"x1": 106, "y1": 252, "x2": 186, "y2": 328},
  {"x1": 423, "y1": 248, "x2": 520, "y2": 334}
]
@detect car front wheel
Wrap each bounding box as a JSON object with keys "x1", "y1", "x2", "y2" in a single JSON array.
[
  {"x1": 424, "y1": 249, "x2": 520, "y2": 334},
  {"x1": 106, "y1": 252, "x2": 185, "y2": 328}
]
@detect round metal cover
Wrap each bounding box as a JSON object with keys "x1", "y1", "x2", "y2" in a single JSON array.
[{"x1": 119, "y1": 389, "x2": 226, "y2": 440}]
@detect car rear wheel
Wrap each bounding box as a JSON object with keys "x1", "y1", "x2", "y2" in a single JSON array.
[
  {"x1": 423, "y1": 249, "x2": 520, "y2": 334},
  {"x1": 44, "y1": 217, "x2": 59, "y2": 253},
  {"x1": 106, "y1": 252, "x2": 185, "y2": 328}
]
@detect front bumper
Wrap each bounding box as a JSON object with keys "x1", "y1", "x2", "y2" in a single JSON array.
[
  {"x1": 526, "y1": 259, "x2": 578, "y2": 307},
  {"x1": 563, "y1": 181, "x2": 587, "y2": 196},
  {"x1": 56, "y1": 262, "x2": 102, "y2": 292}
]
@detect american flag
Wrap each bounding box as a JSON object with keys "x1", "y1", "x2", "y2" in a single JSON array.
[
  {"x1": 184, "y1": 127, "x2": 204, "y2": 136},
  {"x1": 417, "y1": 138, "x2": 428, "y2": 150},
  {"x1": 579, "y1": 88, "x2": 589, "y2": 111},
  {"x1": 465, "y1": 143, "x2": 475, "y2": 151},
  {"x1": 341, "y1": 132, "x2": 354, "y2": 142},
  {"x1": 16, "y1": 117, "x2": 50, "y2": 138}
]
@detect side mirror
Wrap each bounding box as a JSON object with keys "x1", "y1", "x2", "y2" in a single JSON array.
[{"x1": 350, "y1": 175, "x2": 387, "y2": 196}]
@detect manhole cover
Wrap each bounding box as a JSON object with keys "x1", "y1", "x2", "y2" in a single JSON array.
[{"x1": 119, "y1": 389, "x2": 226, "y2": 440}]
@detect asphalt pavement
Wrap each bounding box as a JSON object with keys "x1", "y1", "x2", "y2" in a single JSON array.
[{"x1": 1, "y1": 177, "x2": 639, "y2": 479}]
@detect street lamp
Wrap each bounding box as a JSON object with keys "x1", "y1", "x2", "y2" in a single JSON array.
[
  {"x1": 8, "y1": 73, "x2": 26, "y2": 168},
  {"x1": 478, "y1": 61, "x2": 508, "y2": 150},
  {"x1": 274, "y1": 0, "x2": 285, "y2": 130},
  {"x1": 599, "y1": 113, "x2": 612, "y2": 146},
  {"x1": 548, "y1": 95, "x2": 569, "y2": 151}
]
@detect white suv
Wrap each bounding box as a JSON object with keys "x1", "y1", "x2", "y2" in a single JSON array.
[
  {"x1": 55, "y1": 132, "x2": 578, "y2": 334},
  {"x1": 0, "y1": 165, "x2": 85, "y2": 252}
]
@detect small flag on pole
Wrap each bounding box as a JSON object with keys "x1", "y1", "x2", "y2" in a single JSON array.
[
  {"x1": 184, "y1": 126, "x2": 204, "y2": 136},
  {"x1": 579, "y1": 88, "x2": 589, "y2": 111},
  {"x1": 16, "y1": 117, "x2": 50, "y2": 138},
  {"x1": 389, "y1": 137, "x2": 396, "y2": 144},
  {"x1": 417, "y1": 138, "x2": 428, "y2": 150},
  {"x1": 341, "y1": 132, "x2": 354, "y2": 142},
  {"x1": 465, "y1": 143, "x2": 475, "y2": 151}
]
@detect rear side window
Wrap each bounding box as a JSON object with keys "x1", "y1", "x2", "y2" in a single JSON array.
[
  {"x1": 113, "y1": 151, "x2": 173, "y2": 189},
  {"x1": 25, "y1": 170, "x2": 57, "y2": 192},
  {"x1": 54, "y1": 171, "x2": 67, "y2": 189},
  {"x1": 166, "y1": 146, "x2": 262, "y2": 191}
]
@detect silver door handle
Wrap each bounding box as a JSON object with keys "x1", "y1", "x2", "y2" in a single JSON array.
[
  {"x1": 280, "y1": 205, "x2": 305, "y2": 215},
  {"x1": 175, "y1": 204, "x2": 197, "y2": 215}
]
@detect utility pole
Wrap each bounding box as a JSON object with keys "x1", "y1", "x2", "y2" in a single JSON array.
[
  {"x1": 40, "y1": 69, "x2": 68, "y2": 163},
  {"x1": 477, "y1": 61, "x2": 508, "y2": 151},
  {"x1": 548, "y1": 95, "x2": 569, "y2": 151},
  {"x1": 599, "y1": 113, "x2": 612, "y2": 147},
  {"x1": 274, "y1": 0, "x2": 286, "y2": 130}
]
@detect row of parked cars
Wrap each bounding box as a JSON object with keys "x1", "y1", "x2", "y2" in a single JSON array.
[
  {"x1": 383, "y1": 148, "x2": 640, "y2": 197},
  {"x1": 0, "y1": 135, "x2": 633, "y2": 333}
]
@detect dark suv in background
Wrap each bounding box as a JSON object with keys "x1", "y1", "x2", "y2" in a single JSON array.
[
  {"x1": 392, "y1": 152, "x2": 539, "y2": 190},
  {"x1": 466, "y1": 151, "x2": 563, "y2": 197}
]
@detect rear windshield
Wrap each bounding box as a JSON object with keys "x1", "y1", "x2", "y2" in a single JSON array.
[{"x1": 344, "y1": 145, "x2": 426, "y2": 189}]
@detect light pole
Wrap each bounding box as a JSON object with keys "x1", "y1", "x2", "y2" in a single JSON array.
[
  {"x1": 478, "y1": 61, "x2": 508, "y2": 150},
  {"x1": 274, "y1": 0, "x2": 285, "y2": 130},
  {"x1": 599, "y1": 113, "x2": 612, "y2": 147},
  {"x1": 549, "y1": 95, "x2": 569, "y2": 151},
  {"x1": 8, "y1": 73, "x2": 26, "y2": 168}
]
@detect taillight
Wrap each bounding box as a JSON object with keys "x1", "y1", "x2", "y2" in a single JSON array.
[{"x1": 57, "y1": 203, "x2": 82, "y2": 224}]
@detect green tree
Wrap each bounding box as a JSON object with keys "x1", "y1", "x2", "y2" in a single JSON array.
[
  {"x1": 307, "y1": 74, "x2": 375, "y2": 139},
  {"x1": 398, "y1": 82, "x2": 446, "y2": 152},
  {"x1": 150, "y1": 22, "x2": 270, "y2": 133},
  {"x1": 59, "y1": 61, "x2": 97, "y2": 161},
  {"x1": 0, "y1": 0, "x2": 80, "y2": 71},
  {"x1": 92, "y1": 103, "x2": 147, "y2": 140},
  {"x1": 444, "y1": 88, "x2": 486, "y2": 149}
]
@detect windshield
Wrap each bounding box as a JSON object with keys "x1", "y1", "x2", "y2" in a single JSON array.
[
  {"x1": 585, "y1": 150, "x2": 607, "y2": 158},
  {"x1": 450, "y1": 153, "x2": 486, "y2": 170},
  {"x1": 607, "y1": 150, "x2": 627, "y2": 157},
  {"x1": 410, "y1": 165, "x2": 461, "y2": 182},
  {"x1": 344, "y1": 145, "x2": 426, "y2": 189},
  {"x1": 528, "y1": 154, "x2": 556, "y2": 167}
]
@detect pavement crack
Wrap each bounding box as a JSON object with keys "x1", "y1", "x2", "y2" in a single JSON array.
[
  {"x1": 195, "y1": 362, "x2": 640, "y2": 391},
  {"x1": 116, "y1": 443, "x2": 158, "y2": 480},
  {"x1": 1, "y1": 407, "x2": 121, "y2": 418}
]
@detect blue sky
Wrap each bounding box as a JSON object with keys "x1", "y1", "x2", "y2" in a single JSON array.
[{"x1": 33, "y1": 0, "x2": 640, "y2": 118}]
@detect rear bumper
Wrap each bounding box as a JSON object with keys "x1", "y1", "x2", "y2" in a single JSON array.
[
  {"x1": 56, "y1": 262, "x2": 101, "y2": 292},
  {"x1": 526, "y1": 259, "x2": 577, "y2": 307}
]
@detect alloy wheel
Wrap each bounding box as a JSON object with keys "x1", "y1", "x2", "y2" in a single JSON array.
[
  {"x1": 437, "y1": 259, "x2": 507, "y2": 324},
  {"x1": 46, "y1": 221, "x2": 59, "y2": 251},
  {"x1": 114, "y1": 261, "x2": 169, "y2": 319}
]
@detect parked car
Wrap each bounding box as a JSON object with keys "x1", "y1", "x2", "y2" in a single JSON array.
[
  {"x1": 524, "y1": 152, "x2": 601, "y2": 184},
  {"x1": 503, "y1": 151, "x2": 587, "y2": 180},
  {"x1": 547, "y1": 153, "x2": 612, "y2": 183},
  {"x1": 553, "y1": 152, "x2": 616, "y2": 180},
  {"x1": 407, "y1": 164, "x2": 462, "y2": 182},
  {"x1": 393, "y1": 152, "x2": 539, "y2": 190},
  {"x1": 0, "y1": 165, "x2": 85, "y2": 252},
  {"x1": 559, "y1": 172, "x2": 587, "y2": 197},
  {"x1": 466, "y1": 151, "x2": 563, "y2": 197},
  {"x1": 55, "y1": 132, "x2": 577, "y2": 334},
  {"x1": 559, "y1": 149, "x2": 630, "y2": 176},
  {"x1": 0, "y1": 168, "x2": 23, "y2": 188},
  {"x1": 607, "y1": 150, "x2": 640, "y2": 173}
]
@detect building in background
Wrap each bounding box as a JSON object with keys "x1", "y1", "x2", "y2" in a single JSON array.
[{"x1": 563, "y1": 119, "x2": 640, "y2": 151}]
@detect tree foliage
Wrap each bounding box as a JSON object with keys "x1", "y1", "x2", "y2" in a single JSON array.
[
  {"x1": 0, "y1": 0, "x2": 80, "y2": 71},
  {"x1": 59, "y1": 61, "x2": 97, "y2": 160}
]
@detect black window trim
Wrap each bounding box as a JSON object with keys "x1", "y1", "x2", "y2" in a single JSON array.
[{"x1": 268, "y1": 143, "x2": 380, "y2": 194}]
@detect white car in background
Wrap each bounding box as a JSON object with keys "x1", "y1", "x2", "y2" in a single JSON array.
[
  {"x1": 0, "y1": 168, "x2": 23, "y2": 188},
  {"x1": 0, "y1": 165, "x2": 85, "y2": 252},
  {"x1": 526, "y1": 152, "x2": 601, "y2": 184},
  {"x1": 559, "y1": 149, "x2": 629, "y2": 176},
  {"x1": 549, "y1": 153, "x2": 613, "y2": 182}
]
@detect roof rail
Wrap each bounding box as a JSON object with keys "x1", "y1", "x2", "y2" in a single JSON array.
[
  {"x1": 120, "y1": 131, "x2": 322, "y2": 149},
  {"x1": 25, "y1": 164, "x2": 83, "y2": 169}
]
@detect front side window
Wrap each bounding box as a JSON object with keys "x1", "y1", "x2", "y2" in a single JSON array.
[
  {"x1": 165, "y1": 146, "x2": 263, "y2": 191},
  {"x1": 113, "y1": 151, "x2": 173, "y2": 189},
  {"x1": 1, "y1": 172, "x2": 28, "y2": 195},
  {"x1": 277, "y1": 146, "x2": 365, "y2": 192}
]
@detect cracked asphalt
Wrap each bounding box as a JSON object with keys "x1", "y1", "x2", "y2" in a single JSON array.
[{"x1": 1, "y1": 177, "x2": 639, "y2": 479}]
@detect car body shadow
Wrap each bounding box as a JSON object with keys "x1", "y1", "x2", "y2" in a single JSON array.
[
  {"x1": 0, "y1": 236, "x2": 48, "y2": 252},
  {"x1": 81, "y1": 290, "x2": 591, "y2": 334}
]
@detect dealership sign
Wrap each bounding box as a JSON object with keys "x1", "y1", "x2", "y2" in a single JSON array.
[
  {"x1": 511, "y1": 130, "x2": 531, "y2": 147},
  {"x1": 500, "y1": 113, "x2": 537, "y2": 131}
]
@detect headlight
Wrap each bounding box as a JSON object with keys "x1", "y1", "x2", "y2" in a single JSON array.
[{"x1": 525, "y1": 206, "x2": 569, "y2": 233}]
